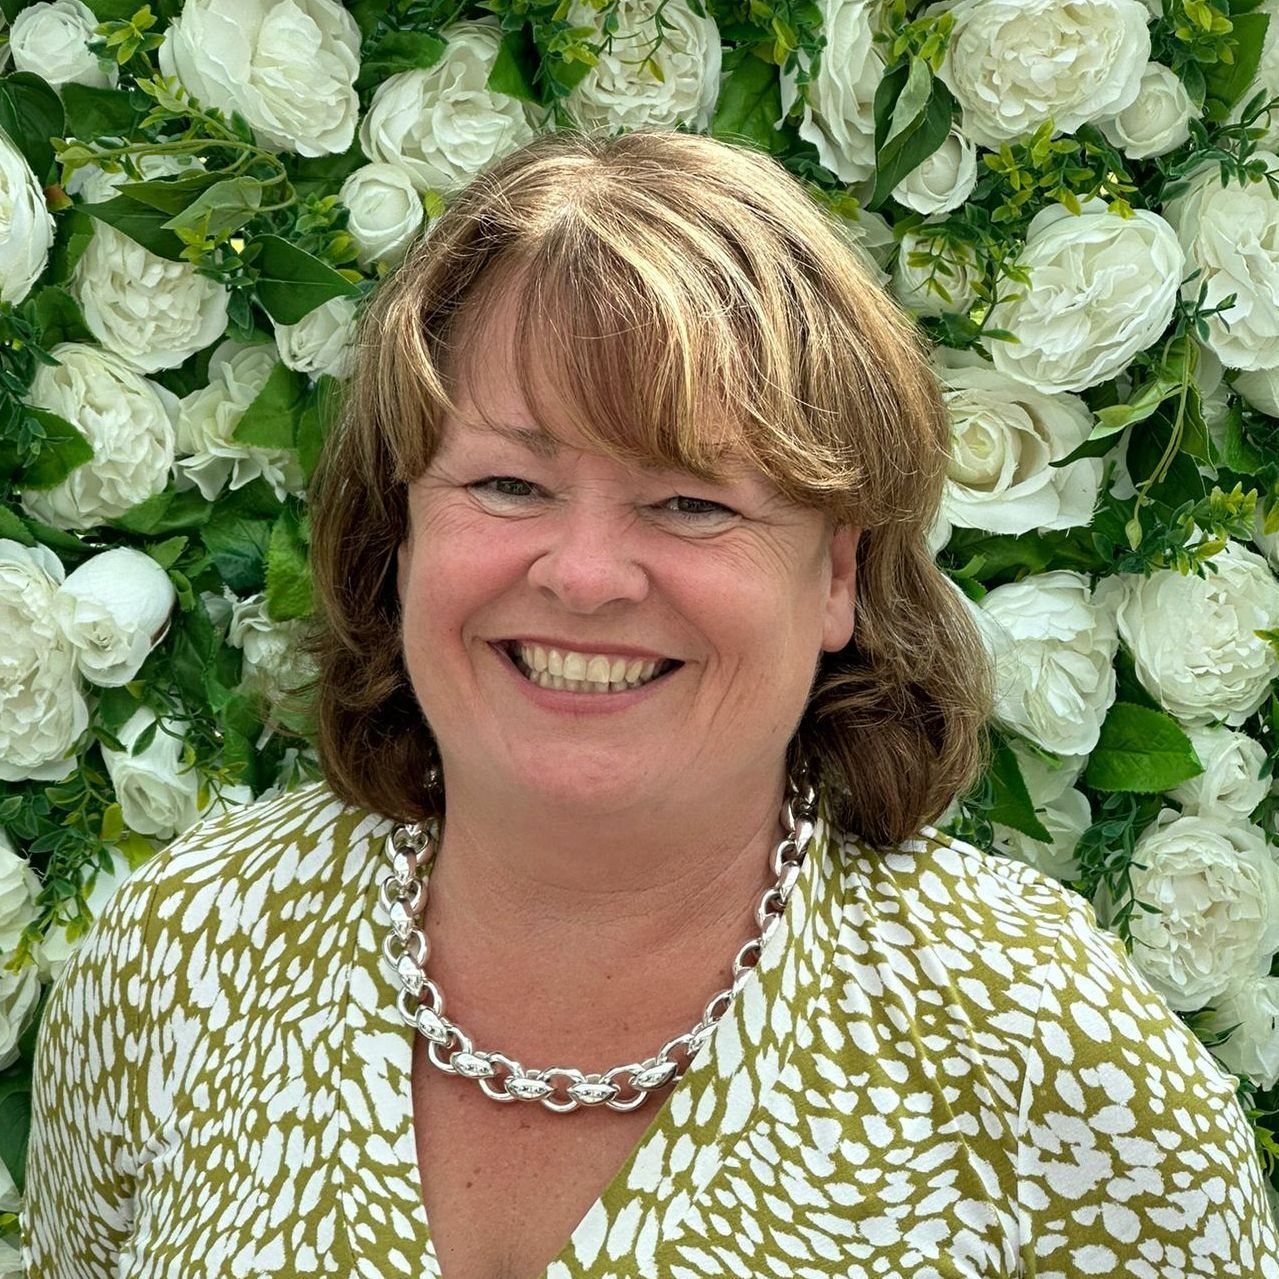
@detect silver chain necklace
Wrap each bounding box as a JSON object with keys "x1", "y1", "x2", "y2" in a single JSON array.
[{"x1": 379, "y1": 770, "x2": 819, "y2": 1113}]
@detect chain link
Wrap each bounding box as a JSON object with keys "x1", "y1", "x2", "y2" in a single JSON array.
[{"x1": 379, "y1": 770, "x2": 818, "y2": 1113}]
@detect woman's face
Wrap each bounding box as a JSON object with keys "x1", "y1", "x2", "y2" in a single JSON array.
[{"x1": 396, "y1": 297, "x2": 860, "y2": 815}]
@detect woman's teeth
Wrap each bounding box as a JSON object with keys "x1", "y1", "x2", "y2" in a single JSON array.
[{"x1": 511, "y1": 643, "x2": 671, "y2": 693}]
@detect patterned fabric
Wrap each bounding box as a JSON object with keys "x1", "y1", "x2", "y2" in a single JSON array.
[{"x1": 22, "y1": 780, "x2": 1279, "y2": 1278}]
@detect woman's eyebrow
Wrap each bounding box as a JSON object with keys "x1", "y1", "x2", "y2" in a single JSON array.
[{"x1": 480, "y1": 423, "x2": 560, "y2": 458}]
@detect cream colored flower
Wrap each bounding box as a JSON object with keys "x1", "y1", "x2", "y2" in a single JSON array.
[
  {"x1": 891, "y1": 123, "x2": 978, "y2": 215},
  {"x1": 9, "y1": 0, "x2": 115, "y2": 88},
  {"x1": 101, "y1": 709, "x2": 201, "y2": 839},
  {"x1": 1167, "y1": 723, "x2": 1270, "y2": 822},
  {"x1": 1203, "y1": 976, "x2": 1279, "y2": 1090},
  {"x1": 1098, "y1": 60, "x2": 1198, "y2": 160},
  {"x1": 272, "y1": 296, "x2": 357, "y2": 380},
  {"x1": 339, "y1": 163, "x2": 424, "y2": 269},
  {"x1": 0, "y1": 129, "x2": 53, "y2": 305}
]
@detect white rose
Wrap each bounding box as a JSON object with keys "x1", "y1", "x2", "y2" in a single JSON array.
[
  {"x1": 1118, "y1": 809, "x2": 1279, "y2": 1012},
  {"x1": 31, "y1": 847, "x2": 132, "y2": 983},
  {"x1": 938, "y1": 0, "x2": 1150, "y2": 149},
  {"x1": 0, "y1": 829, "x2": 41, "y2": 956},
  {"x1": 936, "y1": 361, "x2": 1103, "y2": 535},
  {"x1": 891, "y1": 123, "x2": 978, "y2": 215},
  {"x1": 1203, "y1": 976, "x2": 1279, "y2": 1091},
  {"x1": 777, "y1": 0, "x2": 883, "y2": 184},
  {"x1": 101, "y1": 709, "x2": 201, "y2": 839},
  {"x1": 975, "y1": 569, "x2": 1119, "y2": 755},
  {"x1": 0, "y1": 963, "x2": 40, "y2": 1071},
  {"x1": 1233, "y1": 364, "x2": 1279, "y2": 419},
  {"x1": 339, "y1": 163, "x2": 424, "y2": 269},
  {"x1": 834, "y1": 208, "x2": 894, "y2": 287},
  {"x1": 10, "y1": 0, "x2": 116, "y2": 89},
  {"x1": 227, "y1": 592, "x2": 315, "y2": 703},
  {"x1": 988, "y1": 201, "x2": 1184, "y2": 393},
  {"x1": 1095, "y1": 540, "x2": 1279, "y2": 726},
  {"x1": 175, "y1": 340, "x2": 303, "y2": 502},
  {"x1": 272, "y1": 295, "x2": 357, "y2": 380},
  {"x1": 358, "y1": 20, "x2": 540, "y2": 194},
  {"x1": 0, "y1": 540, "x2": 88, "y2": 783},
  {"x1": 1164, "y1": 156, "x2": 1279, "y2": 371},
  {"x1": 991, "y1": 739, "x2": 1091, "y2": 881},
  {"x1": 1168, "y1": 723, "x2": 1270, "y2": 822},
  {"x1": 892, "y1": 227, "x2": 980, "y2": 316},
  {"x1": 18, "y1": 343, "x2": 178, "y2": 531},
  {"x1": 71, "y1": 223, "x2": 229, "y2": 373},
  {"x1": 0, "y1": 129, "x2": 53, "y2": 305},
  {"x1": 1098, "y1": 61, "x2": 1198, "y2": 159},
  {"x1": 0, "y1": 1153, "x2": 18, "y2": 1215},
  {"x1": 158, "y1": 0, "x2": 360, "y2": 156},
  {"x1": 53, "y1": 548, "x2": 176, "y2": 687},
  {"x1": 565, "y1": 0, "x2": 722, "y2": 133}
]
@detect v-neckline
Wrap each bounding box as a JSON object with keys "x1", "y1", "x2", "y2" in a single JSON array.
[{"x1": 338, "y1": 807, "x2": 837, "y2": 1278}]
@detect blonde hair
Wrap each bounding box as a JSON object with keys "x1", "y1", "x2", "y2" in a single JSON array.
[{"x1": 302, "y1": 126, "x2": 994, "y2": 849}]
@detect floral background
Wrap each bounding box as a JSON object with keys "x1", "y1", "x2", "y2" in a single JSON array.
[{"x1": 0, "y1": 0, "x2": 1277, "y2": 1261}]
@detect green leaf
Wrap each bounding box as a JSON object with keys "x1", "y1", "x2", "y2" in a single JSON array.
[
  {"x1": 59, "y1": 83, "x2": 143, "y2": 141},
  {"x1": 20, "y1": 408, "x2": 94, "y2": 491},
  {"x1": 359, "y1": 29, "x2": 448, "y2": 92},
  {"x1": 96, "y1": 685, "x2": 142, "y2": 733},
  {"x1": 1084, "y1": 702, "x2": 1203, "y2": 793},
  {"x1": 883, "y1": 54, "x2": 933, "y2": 150},
  {"x1": 50, "y1": 206, "x2": 95, "y2": 281},
  {"x1": 109, "y1": 487, "x2": 212, "y2": 535},
  {"x1": 117, "y1": 170, "x2": 228, "y2": 215},
  {"x1": 0, "y1": 1082, "x2": 30, "y2": 1197},
  {"x1": 232, "y1": 359, "x2": 306, "y2": 449},
  {"x1": 171, "y1": 600, "x2": 216, "y2": 707},
  {"x1": 0, "y1": 506, "x2": 34, "y2": 546},
  {"x1": 296, "y1": 380, "x2": 335, "y2": 485},
  {"x1": 0, "y1": 72, "x2": 64, "y2": 181},
  {"x1": 146, "y1": 535, "x2": 187, "y2": 570},
  {"x1": 287, "y1": 142, "x2": 365, "y2": 201},
  {"x1": 986, "y1": 739, "x2": 1053, "y2": 842},
  {"x1": 485, "y1": 27, "x2": 539, "y2": 103},
  {"x1": 200, "y1": 513, "x2": 272, "y2": 592},
  {"x1": 1221, "y1": 403, "x2": 1265, "y2": 472},
  {"x1": 29, "y1": 285, "x2": 93, "y2": 346},
  {"x1": 870, "y1": 74, "x2": 955, "y2": 209},
  {"x1": 79, "y1": 194, "x2": 186, "y2": 260},
  {"x1": 163, "y1": 176, "x2": 263, "y2": 242},
  {"x1": 254, "y1": 234, "x2": 361, "y2": 325},
  {"x1": 1204, "y1": 11, "x2": 1271, "y2": 121},
  {"x1": 265, "y1": 508, "x2": 312, "y2": 621},
  {"x1": 712, "y1": 54, "x2": 786, "y2": 155}
]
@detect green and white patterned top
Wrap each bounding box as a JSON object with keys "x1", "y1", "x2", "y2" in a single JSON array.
[{"x1": 22, "y1": 781, "x2": 1279, "y2": 1277}]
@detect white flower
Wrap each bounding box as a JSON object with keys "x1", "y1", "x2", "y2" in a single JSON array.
[
  {"x1": 158, "y1": 0, "x2": 360, "y2": 156},
  {"x1": 1095, "y1": 540, "x2": 1279, "y2": 727},
  {"x1": 31, "y1": 847, "x2": 132, "y2": 983},
  {"x1": 10, "y1": 0, "x2": 116, "y2": 89},
  {"x1": 1117, "y1": 809, "x2": 1279, "y2": 1012},
  {"x1": 777, "y1": 0, "x2": 883, "y2": 184},
  {"x1": 1235, "y1": 364, "x2": 1279, "y2": 418},
  {"x1": 938, "y1": 0, "x2": 1150, "y2": 149},
  {"x1": 1164, "y1": 157, "x2": 1279, "y2": 371},
  {"x1": 1203, "y1": 976, "x2": 1279, "y2": 1091},
  {"x1": 71, "y1": 223, "x2": 229, "y2": 374},
  {"x1": 0, "y1": 541, "x2": 87, "y2": 783},
  {"x1": 272, "y1": 295, "x2": 357, "y2": 380},
  {"x1": 0, "y1": 128, "x2": 53, "y2": 305},
  {"x1": 892, "y1": 227, "x2": 979, "y2": 317},
  {"x1": 975, "y1": 569, "x2": 1120, "y2": 755},
  {"x1": 936, "y1": 361, "x2": 1103, "y2": 535},
  {"x1": 891, "y1": 123, "x2": 978, "y2": 215},
  {"x1": 564, "y1": 0, "x2": 722, "y2": 133},
  {"x1": 0, "y1": 1155, "x2": 18, "y2": 1215},
  {"x1": 0, "y1": 963, "x2": 39, "y2": 1071},
  {"x1": 227, "y1": 593, "x2": 315, "y2": 703},
  {"x1": 18, "y1": 343, "x2": 178, "y2": 531},
  {"x1": 834, "y1": 208, "x2": 894, "y2": 287},
  {"x1": 1098, "y1": 61, "x2": 1198, "y2": 160},
  {"x1": 175, "y1": 340, "x2": 302, "y2": 502},
  {"x1": 0, "y1": 828, "x2": 41, "y2": 956},
  {"x1": 991, "y1": 740, "x2": 1091, "y2": 881},
  {"x1": 988, "y1": 201, "x2": 1184, "y2": 393},
  {"x1": 53, "y1": 548, "x2": 176, "y2": 688},
  {"x1": 339, "y1": 163, "x2": 424, "y2": 269},
  {"x1": 1168, "y1": 723, "x2": 1270, "y2": 822},
  {"x1": 358, "y1": 19, "x2": 541, "y2": 194},
  {"x1": 101, "y1": 709, "x2": 201, "y2": 839}
]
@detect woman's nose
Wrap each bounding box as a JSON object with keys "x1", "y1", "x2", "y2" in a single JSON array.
[{"x1": 525, "y1": 508, "x2": 650, "y2": 613}]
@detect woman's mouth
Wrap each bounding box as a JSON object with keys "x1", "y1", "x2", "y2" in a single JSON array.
[{"x1": 499, "y1": 641, "x2": 681, "y2": 694}]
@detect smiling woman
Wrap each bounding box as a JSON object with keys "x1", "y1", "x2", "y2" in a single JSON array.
[{"x1": 22, "y1": 127, "x2": 1279, "y2": 1279}]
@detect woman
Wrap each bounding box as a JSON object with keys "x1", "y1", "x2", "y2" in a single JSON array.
[{"x1": 23, "y1": 128, "x2": 1279, "y2": 1278}]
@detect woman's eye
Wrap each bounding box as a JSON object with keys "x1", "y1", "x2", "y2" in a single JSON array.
[
  {"x1": 468, "y1": 476, "x2": 539, "y2": 501},
  {"x1": 662, "y1": 495, "x2": 737, "y2": 520}
]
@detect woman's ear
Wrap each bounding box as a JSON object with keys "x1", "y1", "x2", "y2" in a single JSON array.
[{"x1": 821, "y1": 524, "x2": 861, "y2": 653}]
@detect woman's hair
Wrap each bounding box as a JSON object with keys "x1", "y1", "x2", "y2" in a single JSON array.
[{"x1": 301, "y1": 126, "x2": 995, "y2": 849}]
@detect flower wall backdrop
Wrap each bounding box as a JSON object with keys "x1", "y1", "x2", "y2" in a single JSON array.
[{"x1": 0, "y1": 0, "x2": 1278, "y2": 1258}]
